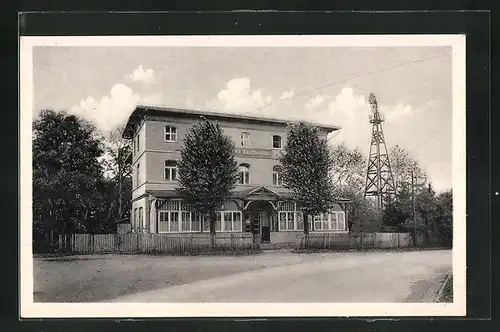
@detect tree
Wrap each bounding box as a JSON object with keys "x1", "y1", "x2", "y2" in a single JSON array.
[
  {"x1": 33, "y1": 110, "x2": 105, "y2": 250},
  {"x1": 330, "y1": 143, "x2": 366, "y2": 195},
  {"x1": 176, "y1": 118, "x2": 239, "y2": 247},
  {"x1": 329, "y1": 143, "x2": 380, "y2": 233},
  {"x1": 280, "y1": 122, "x2": 336, "y2": 245},
  {"x1": 389, "y1": 145, "x2": 427, "y2": 195},
  {"x1": 415, "y1": 184, "x2": 438, "y2": 245},
  {"x1": 434, "y1": 190, "x2": 452, "y2": 247},
  {"x1": 100, "y1": 126, "x2": 132, "y2": 222}
]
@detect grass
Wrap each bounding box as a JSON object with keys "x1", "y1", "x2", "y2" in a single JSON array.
[{"x1": 438, "y1": 276, "x2": 453, "y2": 302}]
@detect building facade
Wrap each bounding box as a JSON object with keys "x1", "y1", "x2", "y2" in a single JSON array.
[{"x1": 122, "y1": 105, "x2": 350, "y2": 244}]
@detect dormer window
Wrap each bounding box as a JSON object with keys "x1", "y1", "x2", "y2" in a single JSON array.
[
  {"x1": 164, "y1": 126, "x2": 177, "y2": 142},
  {"x1": 240, "y1": 132, "x2": 250, "y2": 147},
  {"x1": 272, "y1": 135, "x2": 282, "y2": 149}
]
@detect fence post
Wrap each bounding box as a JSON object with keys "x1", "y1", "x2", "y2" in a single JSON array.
[{"x1": 231, "y1": 234, "x2": 235, "y2": 249}]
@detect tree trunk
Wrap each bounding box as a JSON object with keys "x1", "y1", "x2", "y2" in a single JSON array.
[
  {"x1": 303, "y1": 212, "x2": 310, "y2": 249},
  {"x1": 209, "y1": 211, "x2": 216, "y2": 248}
]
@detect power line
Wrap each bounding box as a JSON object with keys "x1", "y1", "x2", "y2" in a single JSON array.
[{"x1": 239, "y1": 51, "x2": 454, "y2": 115}]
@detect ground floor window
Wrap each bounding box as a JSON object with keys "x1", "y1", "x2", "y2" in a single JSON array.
[
  {"x1": 157, "y1": 199, "x2": 241, "y2": 233},
  {"x1": 158, "y1": 199, "x2": 205, "y2": 233},
  {"x1": 278, "y1": 201, "x2": 343, "y2": 231},
  {"x1": 215, "y1": 211, "x2": 242, "y2": 232},
  {"x1": 312, "y1": 212, "x2": 346, "y2": 231}
]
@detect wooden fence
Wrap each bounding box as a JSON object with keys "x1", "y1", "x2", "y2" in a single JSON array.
[
  {"x1": 58, "y1": 232, "x2": 256, "y2": 254},
  {"x1": 297, "y1": 232, "x2": 414, "y2": 250}
]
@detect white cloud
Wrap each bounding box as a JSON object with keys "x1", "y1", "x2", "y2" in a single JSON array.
[
  {"x1": 315, "y1": 87, "x2": 415, "y2": 155},
  {"x1": 305, "y1": 94, "x2": 330, "y2": 110},
  {"x1": 206, "y1": 77, "x2": 273, "y2": 113},
  {"x1": 280, "y1": 89, "x2": 295, "y2": 100},
  {"x1": 129, "y1": 65, "x2": 154, "y2": 84},
  {"x1": 70, "y1": 83, "x2": 140, "y2": 133}
]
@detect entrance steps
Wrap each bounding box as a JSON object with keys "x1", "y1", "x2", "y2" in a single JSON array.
[{"x1": 259, "y1": 242, "x2": 276, "y2": 250}]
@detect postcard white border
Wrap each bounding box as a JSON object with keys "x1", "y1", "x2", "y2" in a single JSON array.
[{"x1": 20, "y1": 35, "x2": 466, "y2": 318}]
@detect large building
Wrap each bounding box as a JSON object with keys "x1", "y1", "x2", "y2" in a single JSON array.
[{"x1": 122, "y1": 105, "x2": 350, "y2": 244}]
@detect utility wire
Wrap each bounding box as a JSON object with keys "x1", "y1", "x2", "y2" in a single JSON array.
[{"x1": 239, "y1": 51, "x2": 454, "y2": 116}]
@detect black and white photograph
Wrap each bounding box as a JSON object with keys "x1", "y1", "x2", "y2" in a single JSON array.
[{"x1": 20, "y1": 34, "x2": 466, "y2": 317}]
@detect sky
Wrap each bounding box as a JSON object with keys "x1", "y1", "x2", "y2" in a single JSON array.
[{"x1": 33, "y1": 45, "x2": 453, "y2": 192}]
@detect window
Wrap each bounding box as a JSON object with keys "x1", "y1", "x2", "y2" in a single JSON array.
[
  {"x1": 240, "y1": 132, "x2": 250, "y2": 147},
  {"x1": 136, "y1": 134, "x2": 140, "y2": 152},
  {"x1": 158, "y1": 200, "x2": 205, "y2": 233},
  {"x1": 296, "y1": 212, "x2": 311, "y2": 231},
  {"x1": 133, "y1": 208, "x2": 138, "y2": 232},
  {"x1": 164, "y1": 160, "x2": 178, "y2": 181},
  {"x1": 238, "y1": 164, "x2": 250, "y2": 184},
  {"x1": 164, "y1": 126, "x2": 177, "y2": 142},
  {"x1": 278, "y1": 203, "x2": 312, "y2": 231},
  {"x1": 279, "y1": 202, "x2": 296, "y2": 231},
  {"x1": 311, "y1": 212, "x2": 346, "y2": 231},
  {"x1": 215, "y1": 211, "x2": 242, "y2": 232},
  {"x1": 138, "y1": 207, "x2": 144, "y2": 231},
  {"x1": 272, "y1": 135, "x2": 282, "y2": 149},
  {"x1": 272, "y1": 165, "x2": 283, "y2": 186},
  {"x1": 136, "y1": 164, "x2": 140, "y2": 186}
]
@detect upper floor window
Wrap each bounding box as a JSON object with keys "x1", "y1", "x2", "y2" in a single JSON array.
[
  {"x1": 136, "y1": 134, "x2": 140, "y2": 152},
  {"x1": 164, "y1": 160, "x2": 178, "y2": 181},
  {"x1": 136, "y1": 164, "x2": 140, "y2": 186},
  {"x1": 240, "y1": 132, "x2": 250, "y2": 147},
  {"x1": 272, "y1": 135, "x2": 282, "y2": 149},
  {"x1": 164, "y1": 126, "x2": 177, "y2": 142},
  {"x1": 237, "y1": 164, "x2": 250, "y2": 185},
  {"x1": 272, "y1": 165, "x2": 283, "y2": 186}
]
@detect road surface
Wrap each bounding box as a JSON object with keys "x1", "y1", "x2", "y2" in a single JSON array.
[{"x1": 111, "y1": 250, "x2": 451, "y2": 303}]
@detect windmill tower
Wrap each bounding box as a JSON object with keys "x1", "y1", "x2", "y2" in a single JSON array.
[{"x1": 363, "y1": 93, "x2": 396, "y2": 209}]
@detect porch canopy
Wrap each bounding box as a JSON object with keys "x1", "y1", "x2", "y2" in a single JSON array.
[{"x1": 146, "y1": 186, "x2": 351, "y2": 213}]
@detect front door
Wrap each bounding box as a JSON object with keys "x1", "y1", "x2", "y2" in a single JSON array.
[
  {"x1": 261, "y1": 211, "x2": 270, "y2": 242},
  {"x1": 251, "y1": 212, "x2": 261, "y2": 236}
]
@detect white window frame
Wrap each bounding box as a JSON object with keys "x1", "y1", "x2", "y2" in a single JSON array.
[
  {"x1": 158, "y1": 200, "x2": 206, "y2": 233},
  {"x1": 278, "y1": 203, "x2": 313, "y2": 231},
  {"x1": 272, "y1": 135, "x2": 282, "y2": 149},
  {"x1": 311, "y1": 211, "x2": 346, "y2": 232},
  {"x1": 237, "y1": 165, "x2": 250, "y2": 185},
  {"x1": 164, "y1": 160, "x2": 178, "y2": 181},
  {"x1": 272, "y1": 165, "x2": 283, "y2": 186},
  {"x1": 215, "y1": 211, "x2": 242, "y2": 232},
  {"x1": 164, "y1": 126, "x2": 177, "y2": 142},
  {"x1": 240, "y1": 132, "x2": 250, "y2": 147},
  {"x1": 278, "y1": 202, "x2": 297, "y2": 231}
]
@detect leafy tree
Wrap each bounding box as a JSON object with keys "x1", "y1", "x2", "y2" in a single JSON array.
[
  {"x1": 176, "y1": 118, "x2": 239, "y2": 246},
  {"x1": 415, "y1": 184, "x2": 438, "y2": 245},
  {"x1": 280, "y1": 122, "x2": 336, "y2": 244},
  {"x1": 389, "y1": 145, "x2": 427, "y2": 195},
  {"x1": 33, "y1": 110, "x2": 105, "y2": 250},
  {"x1": 100, "y1": 126, "x2": 132, "y2": 222},
  {"x1": 330, "y1": 143, "x2": 366, "y2": 195},
  {"x1": 434, "y1": 190, "x2": 453, "y2": 247},
  {"x1": 345, "y1": 192, "x2": 382, "y2": 233}
]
